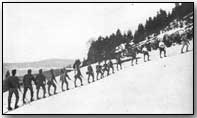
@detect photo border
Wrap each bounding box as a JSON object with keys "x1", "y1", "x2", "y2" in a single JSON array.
[{"x1": 1, "y1": 2, "x2": 195, "y2": 115}]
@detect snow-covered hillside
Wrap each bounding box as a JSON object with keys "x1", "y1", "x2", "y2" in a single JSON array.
[{"x1": 3, "y1": 41, "x2": 193, "y2": 114}]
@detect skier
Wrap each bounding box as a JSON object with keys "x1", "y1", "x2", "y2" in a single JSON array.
[
  {"x1": 7, "y1": 69, "x2": 21, "y2": 110},
  {"x1": 125, "y1": 42, "x2": 131, "y2": 52},
  {"x1": 86, "y1": 63, "x2": 94, "y2": 83},
  {"x1": 4, "y1": 71, "x2": 10, "y2": 92},
  {"x1": 116, "y1": 53, "x2": 122, "y2": 71},
  {"x1": 159, "y1": 40, "x2": 167, "y2": 58},
  {"x1": 22, "y1": 69, "x2": 36, "y2": 104},
  {"x1": 96, "y1": 62, "x2": 103, "y2": 80},
  {"x1": 142, "y1": 44, "x2": 150, "y2": 62},
  {"x1": 125, "y1": 42, "x2": 137, "y2": 66},
  {"x1": 181, "y1": 32, "x2": 190, "y2": 53},
  {"x1": 47, "y1": 69, "x2": 57, "y2": 96},
  {"x1": 5, "y1": 70, "x2": 10, "y2": 79},
  {"x1": 73, "y1": 59, "x2": 83, "y2": 87},
  {"x1": 60, "y1": 68, "x2": 71, "y2": 91},
  {"x1": 102, "y1": 60, "x2": 109, "y2": 76},
  {"x1": 130, "y1": 46, "x2": 138, "y2": 66},
  {"x1": 35, "y1": 69, "x2": 46, "y2": 99},
  {"x1": 108, "y1": 59, "x2": 114, "y2": 74}
]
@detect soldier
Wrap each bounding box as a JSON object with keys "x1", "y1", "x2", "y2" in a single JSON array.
[
  {"x1": 5, "y1": 70, "x2": 10, "y2": 79},
  {"x1": 96, "y1": 62, "x2": 103, "y2": 80},
  {"x1": 47, "y1": 69, "x2": 57, "y2": 96},
  {"x1": 181, "y1": 32, "x2": 190, "y2": 53},
  {"x1": 108, "y1": 59, "x2": 114, "y2": 74},
  {"x1": 73, "y1": 59, "x2": 83, "y2": 87},
  {"x1": 159, "y1": 40, "x2": 167, "y2": 58},
  {"x1": 102, "y1": 60, "x2": 109, "y2": 76},
  {"x1": 7, "y1": 69, "x2": 21, "y2": 110},
  {"x1": 23, "y1": 69, "x2": 36, "y2": 104},
  {"x1": 142, "y1": 44, "x2": 150, "y2": 62},
  {"x1": 86, "y1": 63, "x2": 94, "y2": 83},
  {"x1": 116, "y1": 53, "x2": 122, "y2": 71},
  {"x1": 4, "y1": 71, "x2": 10, "y2": 92},
  {"x1": 130, "y1": 46, "x2": 138, "y2": 66},
  {"x1": 60, "y1": 68, "x2": 71, "y2": 91},
  {"x1": 35, "y1": 69, "x2": 46, "y2": 99}
]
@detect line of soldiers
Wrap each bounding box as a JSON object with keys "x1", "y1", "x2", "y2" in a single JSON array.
[
  {"x1": 5, "y1": 32, "x2": 191, "y2": 111},
  {"x1": 5, "y1": 59, "x2": 116, "y2": 110},
  {"x1": 95, "y1": 59, "x2": 115, "y2": 81},
  {"x1": 122, "y1": 31, "x2": 190, "y2": 66},
  {"x1": 128, "y1": 39, "x2": 168, "y2": 65},
  {"x1": 74, "y1": 59, "x2": 115, "y2": 86},
  {"x1": 5, "y1": 69, "x2": 60, "y2": 110}
]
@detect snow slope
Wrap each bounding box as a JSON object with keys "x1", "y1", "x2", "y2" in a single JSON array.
[{"x1": 3, "y1": 42, "x2": 193, "y2": 114}]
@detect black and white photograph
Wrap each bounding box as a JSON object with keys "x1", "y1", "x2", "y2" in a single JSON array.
[{"x1": 2, "y1": 2, "x2": 194, "y2": 114}]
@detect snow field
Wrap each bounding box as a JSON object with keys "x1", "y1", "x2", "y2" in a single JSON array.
[{"x1": 3, "y1": 41, "x2": 193, "y2": 114}]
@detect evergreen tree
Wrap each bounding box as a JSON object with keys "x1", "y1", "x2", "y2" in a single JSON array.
[
  {"x1": 134, "y1": 24, "x2": 146, "y2": 43},
  {"x1": 87, "y1": 3, "x2": 193, "y2": 62}
]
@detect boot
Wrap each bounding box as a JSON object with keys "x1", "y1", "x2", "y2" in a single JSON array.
[
  {"x1": 30, "y1": 98, "x2": 34, "y2": 102},
  {"x1": 23, "y1": 100, "x2": 26, "y2": 104},
  {"x1": 8, "y1": 107, "x2": 12, "y2": 110},
  {"x1": 14, "y1": 105, "x2": 19, "y2": 109},
  {"x1": 49, "y1": 93, "x2": 52, "y2": 96}
]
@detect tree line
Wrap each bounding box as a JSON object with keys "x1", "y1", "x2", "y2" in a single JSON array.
[{"x1": 85, "y1": 3, "x2": 193, "y2": 64}]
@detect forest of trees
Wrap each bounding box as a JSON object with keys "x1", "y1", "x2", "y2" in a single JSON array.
[
  {"x1": 86, "y1": 3, "x2": 193, "y2": 64},
  {"x1": 86, "y1": 29, "x2": 133, "y2": 64}
]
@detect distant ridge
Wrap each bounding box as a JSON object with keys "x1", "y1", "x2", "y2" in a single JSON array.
[
  {"x1": 4, "y1": 58, "x2": 74, "y2": 68},
  {"x1": 3, "y1": 58, "x2": 75, "y2": 79}
]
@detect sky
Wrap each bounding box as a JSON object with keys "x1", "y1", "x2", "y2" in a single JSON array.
[{"x1": 3, "y1": 3, "x2": 175, "y2": 63}]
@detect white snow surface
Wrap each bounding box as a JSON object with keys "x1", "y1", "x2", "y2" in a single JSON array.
[
  {"x1": 157, "y1": 27, "x2": 186, "y2": 39},
  {"x1": 3, "y1": 41, "x2": 193, "y2": 114}
]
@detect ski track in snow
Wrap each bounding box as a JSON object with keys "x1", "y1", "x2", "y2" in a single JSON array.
[{"x1": 3, "y1": 41, "x2": 193, "y2": 114}]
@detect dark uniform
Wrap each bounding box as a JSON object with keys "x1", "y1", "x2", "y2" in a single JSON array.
[
  {"x1": 102, "y1": 62, "x2": 109, "y2": 76},
  {"x1": 23, "y1": 69, "x2": 35, "y2": 103},
  {"x1": 4, "y1": 71, "x2": 10, "y2": 93},
  {"x1": 181, "y1": 33, "x2": 190, "y2": 53},
  {"x1": 108, "y1": 60, "x2": 114, "y2": 74},
  {"x1": 96, "y1": 63, "x2": 103, "y2": 80},
  {"x1": 47, "y1": 69, "x2": 57, "y2": 96},
  {"x1": 7, "y1": 69, "x2": 21, "y2": 110},
  {"x1": 116, "y1": 53, "x2": 122, "y2": 71},
  {"x1": 35, "y1": 69, "x2": 46, "y2": 99},
  {"x1": 86, "y1": 65, "x2": 94, "y2": 83},
  {"x1": 5, "y1": 71, "x2": 10, "y2": 79},
  {"x1": 142, "y1": 45, "x2": 150, "y2": 62},
  {"x1": 73, "y1": 60, "x2": 83, "y2": 87},
  {"x1": 60, "y1": 68, "x2": 71, "y2": 91},
  {"x1": 129, "y1": 47, "x2": 138, "y2": 66},
  {"x1": 126, "y1": 43, "x2": 137, "y2": 66}
]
